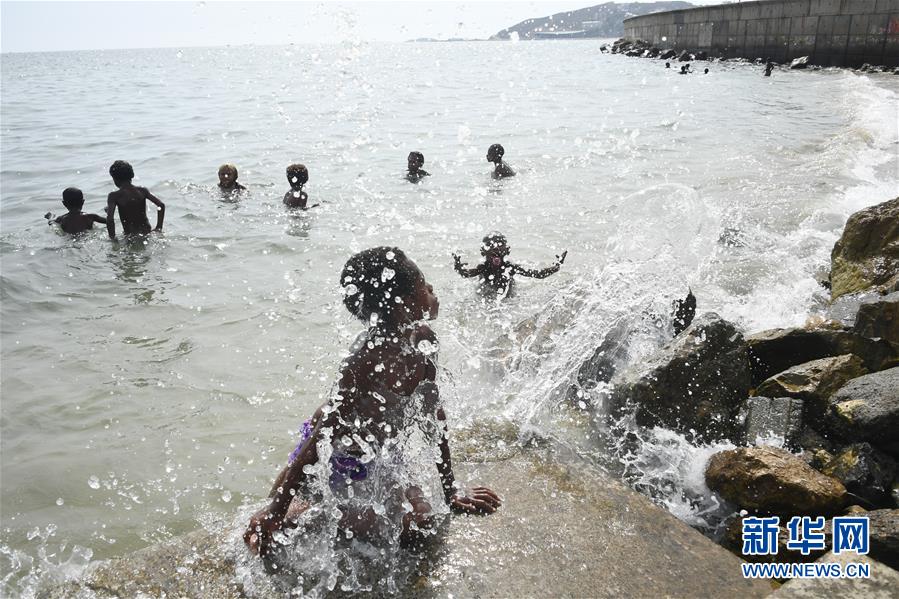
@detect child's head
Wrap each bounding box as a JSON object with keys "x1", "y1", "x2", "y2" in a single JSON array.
[
  {"x1": 486, "y1": 144, "x2": 505, "y2": 164},
  {"x1": 218, "y1": 163, "x2": 239, "y2": 186},
  {"x1": 286, "y1": 164, "x2": 309, "y2": 190},
  {"x1": 340, "y1": 247, "x2": 438, "y2": 326},
  {"x1": 407, "y1": 152, "x2": 424, "y2": 171},
  {"x1": 62, "y1": 187, "x2": 84, "y2": 212},
  {"x1": 481, "y1": 232, "x2": 510, "y2": 266},
  {"x1": 109, "y1": 160, "x2": 134, "y2": 186}
]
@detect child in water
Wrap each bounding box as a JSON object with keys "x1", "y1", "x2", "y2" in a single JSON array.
[
  {"x1": 45, "y1": 187, "x2": 107, "y2": 234},
  {"x1": 283, "y1": 163, "x2": 318, "y2": 209},
  {"x1": 106, "y1": 161, "x2": 166, "y2": 240},
  {"x1": 405, "y1": 151, "x2": 430, "y2": 183},
  {"x1": 245, "y1": 247, "x2": 500, "y2": 560},
  {"x1": 453, "y1": 232, "x2": 567, "y2": 297},
  {"x1": 218, "y1": 164, "x2": 247, "y2": 192},
  {"x1": 486, "y1": 144, "x2": 515, "y2": 179}
]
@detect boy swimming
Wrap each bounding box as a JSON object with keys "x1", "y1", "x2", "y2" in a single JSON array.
[
  {"x1": 453, "y1": 232, "x2": 566, "y2": 297},
  {"x1": 218, "y1": 163, "x2": 247, "y2": 192},
  {"x1": 405, "y1": 151, "x2": 430, "y2": 183},
  {"x1": 283, "y1": 163, "x2": 318, "y2": 209},
  {"x1": 45, "y1": 187, "x2": 107, "y2": 234},
  {"x1": 486, "y1": 144, "x2": 515, "y2": 179},
  {"x1": 105, "y1": 160, "x2": 166, "y2": 240},
  {"x1": 245, "y1": 247, "x2": 500, "y2": 560}
]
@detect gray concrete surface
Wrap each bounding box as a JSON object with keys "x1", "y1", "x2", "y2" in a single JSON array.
[
  {"x1": 41, "y1": 453, "x2": 773, "y2": 598},
  {"x1": 624, "y1": 0, "x2": 899, "y2": 67}
]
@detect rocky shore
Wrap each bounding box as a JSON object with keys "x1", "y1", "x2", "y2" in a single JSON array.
[
  {"x1": 602, "y1": 38, "x2": 899, "y2": 74},
  {"x1": 581, "y1": 197, "x2": 899, "y2": 573}
]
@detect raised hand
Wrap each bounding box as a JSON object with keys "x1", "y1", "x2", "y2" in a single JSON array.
[
  {"x1": 449, "y1": 486, "x2": 502, "y2": 515},
  {"x1": 557, "y1": 250, "x2": 568, "y2": 265},
  {"x1": 244, "y1": 506, "x2": 286, "y2": 557}
]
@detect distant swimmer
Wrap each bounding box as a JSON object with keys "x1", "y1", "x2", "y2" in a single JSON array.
[
  {"x1": 679, "y1": 64, "x2": 692, "y2": 75},
  {"x1": 218, "y1": 163, "x2": 246, "y2": 192},
  {"x1": 486, "y1": 144, "x2": 515, "y2": 179},
  {"x1": 665, "y1": 62, "x2": 671, "y2": 69},
  {"x1": 106, "y1": 161, "x2": 165, "y2": 240},
  {"x1": 405, "y1": 151, "x2": 430, "y2": 183},
  {"x1": 764, "y1": 62, "x2": 774, "y2": 77},
  {"x1": 283, "y1": 163, "x2": 319, "y2": 210},
  {"x1": 45, "y1": 187, "x2": 107, "y2": 234},
  {"x1": 453, "y1": 232, "x2": 566, "y2": 298},
  {"x1": 704, "y1": 68, "x2": 709, "y2": 74}
]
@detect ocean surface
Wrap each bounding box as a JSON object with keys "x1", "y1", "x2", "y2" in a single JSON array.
[{"x1": 1, "y1": 40, "x2": 897, "y2": 595}]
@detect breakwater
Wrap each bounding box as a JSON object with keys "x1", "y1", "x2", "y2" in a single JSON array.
[{"x1": 623, "y1": 0, "x2": 899, "y2": 67}]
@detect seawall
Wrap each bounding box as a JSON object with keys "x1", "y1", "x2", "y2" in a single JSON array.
[{"x1": 623, "y1": 0, "x2": 899, "y2": 67}]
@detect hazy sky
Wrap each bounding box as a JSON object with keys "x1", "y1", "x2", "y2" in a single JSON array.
[{"x1": 1, "y1": 1, "x2": 715, "y2": 53}]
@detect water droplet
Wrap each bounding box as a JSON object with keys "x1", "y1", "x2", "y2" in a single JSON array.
[
  {"x1": 56, "y1": 497, "x2": 64, "y2": 506},
  {"x1": 221, "y1": 490, "x2": 232, "y2": 503},
  {"x1": 88, "y1": 475, "x2": 100, "y2": 489}
]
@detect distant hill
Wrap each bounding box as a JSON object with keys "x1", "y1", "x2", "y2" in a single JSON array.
[{"x1": 491, "y1": 2, "x2": 694, "y2": 40}]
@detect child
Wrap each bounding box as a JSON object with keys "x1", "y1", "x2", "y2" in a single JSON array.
[
  {"x1": 486, "y1": 144, "x2": 515, "y2": 179},
  {"x1": 405, "y1": 151, "x2": 430, "y2": 183},
  {"x1": 218, "y1": 164, "x2": 247, "y2": 192},
  {"x1": 245, "y1": 247, "x2": 500, "y2": 559},
  {"x1": 453, "y1": 232, "x2": 566, "y2": 297},
  {"x1": 45, "y1": 187, "x2": 107, "y2": 234},
  {"x1": 283, "y1": 163, "x2": 318, "y2": 209},
  {"x1": 106, "y1": 160, "x2": 165, "y2": 240}
]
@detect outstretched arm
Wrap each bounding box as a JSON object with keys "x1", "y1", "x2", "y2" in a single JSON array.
[
  {"x1": 144, "y1": 189, "x2": 165, "y2": 231},
  {"x1": 511, "y1": 250, "x2": 567, "y2": 279},
  {"x1": 91, "y1": 214, "x2": 108, "y2": 225},
  {"x1": 434, "y1": 407, "x2": 501, "y2": 514},
  {"x1": 245, "y1": 412, "x2": 324, "y2": 557},
  {"x1": 106, "y1": 195, "x2": 117, "y2": 240},
  {"x1": 453, "y1": 254, "x2": 484, "y2": 278}
]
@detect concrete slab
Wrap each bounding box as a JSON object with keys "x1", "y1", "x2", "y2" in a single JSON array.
[
  {"x1": 771, "y1": 551, "x2": 899, "y2": 598},
  {"x1": 41, "y1": 454, "x2": 774, "y2": 598}
]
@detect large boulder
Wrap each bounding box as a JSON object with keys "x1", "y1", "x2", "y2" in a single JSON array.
[
  {"x1": 854, "y1": 292, "x2": 899, "y2": 343},
  {"x1": 819, "y1": 443, "x2": 897, "y2": 508},
  {"x1": 789, "y1": 56, "x2": 810, "y2": 69},
  {"x1": 826, "y1": 367, "x2": 899, "y2": 456},
  {"x1": 747, "y1": 326, "x2": 897, "y2": 386},
  {"x1": 755, "y1": 354, "x2": 867, "y2": 418},
  {"x1": 742, "y1": 396, "x2": 804, "y2": 448},
  {"x1": 830, "y1": 197, "x2": 899, "y2": 300},
  {"x1": 705, "y1": 446, "x2": 847, "y2": 516},
  {"x1": 611, "y1": 313, "x2": 749, "y2": 441},
  {"x1": 659, "y1": 49, "x2": 677, "y2": 60},
  {"x1": 867, "y1": 509, "x2": 899, "y2": 570}
]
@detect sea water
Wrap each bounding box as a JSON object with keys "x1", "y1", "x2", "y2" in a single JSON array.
[{"x1": 1, "y1": 40, "x2": 897, "y2": 595}]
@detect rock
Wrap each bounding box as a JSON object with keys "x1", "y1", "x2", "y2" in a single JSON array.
[
  {"x1": 858, "y1": 63, "x2": 874, "y2": 72},
  {"x1": 646, "y1": 47, "x2": 661, "y2": 58},
  {"x1": 755, "y1": 355, "x2": 867, "y2": 418},
  {"x1": 743, "y1": 396, "x2": 804, "y2": 448},
  {"x1": 720, "y1": 515, "x2": 825, "y2": 565},
  {"x1": 705, "y1": 446, "x2": 847, "y2": 516},
  {"x1": 659, "y1": 49, "x2": 676, "y2": 60},
  {"x1": 790, "y1": 56, "x2": 810, "y2": 69},
  {"x1": 830, "y1": 197, "x2": 899, "y2": 300},
  {"x1": 820, "y1": 443, "x2": 897, "y2": 508},
  {"x1": 747, "y1": 326, "x2": 897, "y2": 386},
  {"x1": 575, "y1": 320, "x2": 631, "y2": 391},
  {"x1": 677, "y1": 49, "x2": 693, "y2": 61},
  {"x1": 611, "y1": 313, "x2": 749, "y2": 441},
  {"x1": 826, "y1": 367, "x2": 899, "y2": 456},
  {"x1": 43, "y1": 454, "x2": 772, "y2": 599},
  {"x1": 671, "y1": 289, "x2": 696, "y2": 336},
  {"x1": 771, "y1": 551, "x2": 899, "y2": 597},
  {"x1": 854, "y1": 292, "x2": 899, "y2": 344},
  {"x1": 867, "y1": 509, "x2": 899, "y2": 570},
  {"x1": 695, "y1": 50, "x2": 708, "y2": 60}
]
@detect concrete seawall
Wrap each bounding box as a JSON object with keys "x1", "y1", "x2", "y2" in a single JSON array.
[{"x1": 623, "y1": 0, "x2": 899, "y2": 67}]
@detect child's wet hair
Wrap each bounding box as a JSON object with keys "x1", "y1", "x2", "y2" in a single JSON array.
[
  {"x1": 481, "y1": 232, "x2": 509, "y2": 255},
  {"x1": 219, "y1": 163, "x2": 238, "y2": 177},
  {"x1": 62, "y1": 187, "x2": 84, "y2": 210},
  {"x1": 340, "y1": 247, "x2": 420, "y2": 322},
  {"x1": 286, "y1": 164, "x2": 309, "y2": 185},
  {"x1": 487, "y1": 144, "x2": 505, "y2": 159},
  {"x1": 408, "y1": 151, "x2": 424, "y2": 165},
  {"x1": 109, "y1": 160, "x2": 134, "y2": 182}
]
